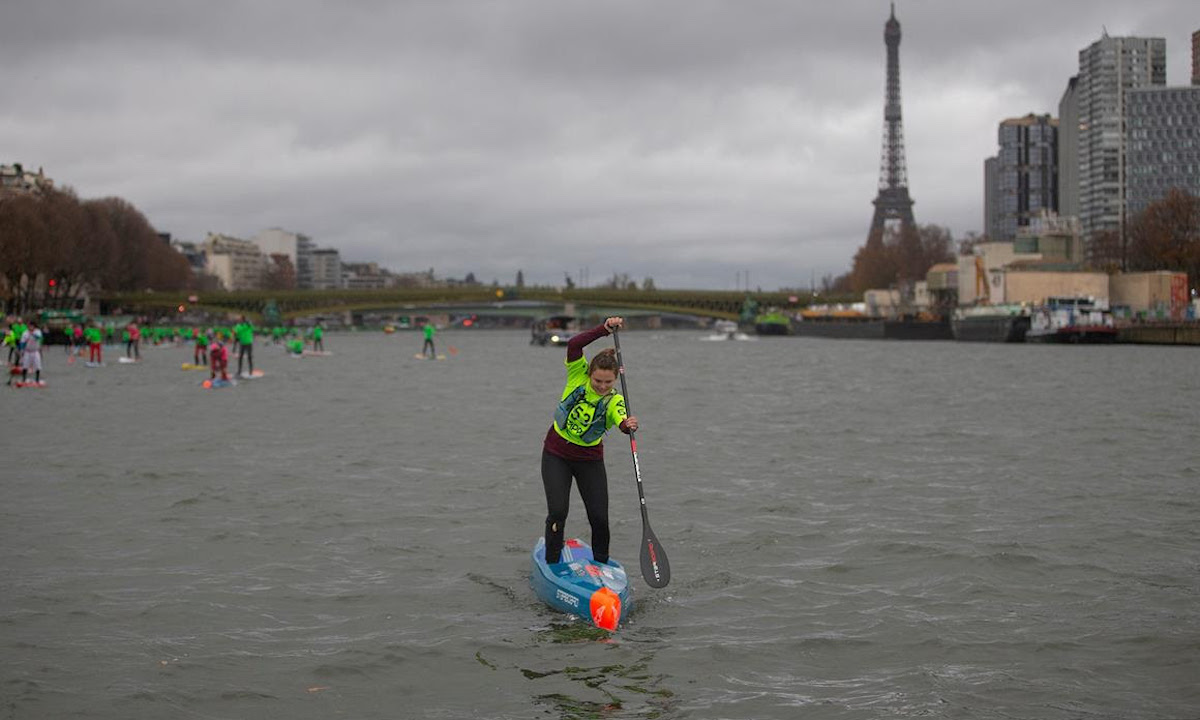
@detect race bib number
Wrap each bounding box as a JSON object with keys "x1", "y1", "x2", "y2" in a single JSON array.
[{"x1": 565, "y1": 402, "x2": 596, "y2": 436}]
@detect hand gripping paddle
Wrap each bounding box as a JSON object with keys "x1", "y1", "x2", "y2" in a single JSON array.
[{"x1": 611, "y1": 329, "x2": 671, "y2": 588}]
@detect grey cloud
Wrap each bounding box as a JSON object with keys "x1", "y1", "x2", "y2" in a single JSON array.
[{"x1": 2, "y1": 1, "x2": 1195, "y2": 289}]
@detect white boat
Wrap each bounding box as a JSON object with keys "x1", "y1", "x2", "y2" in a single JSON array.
[
  {"x1": 701, "y1": 320, "x2": 754, "y2": 341},
  {"x1": 1026, "y1": 296, "x2": 1117, "y2": 344}
]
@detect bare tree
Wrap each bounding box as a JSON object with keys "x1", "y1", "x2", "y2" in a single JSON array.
[
  {"x1": 1127, "y1": 188, "x2": 1200, "y2": 287},
  {"x1": 849, "y1": 223, "x2": 955, "y2": 294},
  {"x1": 0, "y1": 193, "x2": 45, "y2": 313},
  {"x1": 262, "y1": 253, "x2": 297, "y2": 290},
  {"x1": 0, "y1": 189, "x2": 193, "y2": 313}
]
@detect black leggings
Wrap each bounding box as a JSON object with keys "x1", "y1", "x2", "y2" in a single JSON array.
[
  {"x1": 541, "y1": 451, "x2": 610, "y2": 564},
  {"x1": 237, "y1": 344, "x2": 253, "y2": 374}
]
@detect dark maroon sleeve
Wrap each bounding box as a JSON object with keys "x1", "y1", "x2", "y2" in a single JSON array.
[{"x1": 566, "y1": 324, "x2": 610, "y2": 362}]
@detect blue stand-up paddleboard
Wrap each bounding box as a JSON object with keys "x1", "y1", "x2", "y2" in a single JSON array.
[{"x1": 531, "y1": 537, "x2": 632, "y2": 631}]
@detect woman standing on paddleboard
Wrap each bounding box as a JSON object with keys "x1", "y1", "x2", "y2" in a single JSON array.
[{"x1": 541, "y1": 316, "x2": 638, "y2": 565}]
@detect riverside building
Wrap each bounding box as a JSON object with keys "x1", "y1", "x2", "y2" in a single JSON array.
[
  {"x1": 1057, "y1": 77, "x2": 1080, "y2": 221},
  {"x1": 1073, "y1": 33, "x2": 1165, "y2": 258},
  {"x1": 1126, "y1": 85, "x2": 1200, "y2": 218},
  {"x1": 1125, "y1": 30, "x2": 1200, "y2": 218},
  {"x1": 985, "y1": 114, "x2": 1058, "y2": 241},
  {"x1": 204, "y1": 233, "x2": 264, "y2": 291},
  {"x1": 309, "y1": 248, "x2": 344, "y2": 290}
]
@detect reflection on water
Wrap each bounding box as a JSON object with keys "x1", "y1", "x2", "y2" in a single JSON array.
[{"x1": 521, "y1": 623, "x2": 675, "y2": 720}]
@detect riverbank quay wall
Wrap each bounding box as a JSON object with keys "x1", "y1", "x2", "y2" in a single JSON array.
[{"x1": 1116, "y1": 323, "x2": 1200, "y2": 345}]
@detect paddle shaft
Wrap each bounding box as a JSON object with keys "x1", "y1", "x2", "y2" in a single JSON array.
[{"x1": 611, "y1": 329, "x2": 671, "y2": 588}]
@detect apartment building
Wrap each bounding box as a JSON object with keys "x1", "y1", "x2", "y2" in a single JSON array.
[
  {"x1": 1126, "y1": 84, "x2": 1200, "y2": 217},
  {"x1": 309, "y1": 248, "x2": 343, "y2": 290},
  {"x1": 1074, "y1": 33, "x2": 1166, "y2": 254},
  {"x1": 987, "y1": 114, "x2": 1058, "y2": 241},
  {"x1": 204, "y1": 233, "x2": 265, "y2": 291}
]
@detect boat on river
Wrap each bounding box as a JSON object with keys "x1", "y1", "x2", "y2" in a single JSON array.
[
  {"x1": 753, "y1": 311, "x2": 792, "y2": 336},
  {"x1": 531, "y1": 315, "x2": 578, "y2": 346},
  {"x1": 884, "y1": 316, "x2": 954, "y2": 340},
  {"x1": 951, "y1": 304, "x2": 1031, "y2": 342},
  {"x1": 1026, "y1": 296, "x2": 1117, "y2": 344},
  {"x1": 701, "y1": 320, "x2": 754, "y2": 341},
  {"x1": 792, "y1": 305, "x2": 883, "y2": 339}
]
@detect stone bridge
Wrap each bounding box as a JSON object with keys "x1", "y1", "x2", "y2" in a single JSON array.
[{"x1": 98, "y1": 286, "x2": 823, "y2": 323}]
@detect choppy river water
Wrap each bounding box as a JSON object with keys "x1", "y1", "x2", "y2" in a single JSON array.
[{"x1": 2, "y1": 330, "x2": 1197, "y2": 719}]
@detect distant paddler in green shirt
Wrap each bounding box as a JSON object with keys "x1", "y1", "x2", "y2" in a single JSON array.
[
  {"x1": 3, "y1": 325, "x2": 17, "y2": 365},
  {"x1": 311, "y1": 322, "x2": 325, "y2": 352},
  {"x1": 272, "y1": 326, "x2": 284, "y2": 344},
  {"x1": 192, "y1": 327, "x2": 208, "y2": 365},
  {"x1": 84, "y1": 323, "x2": 103, "y2": 365},
  {"x1": 12, "y1": 320, "x2": 28, "y2": 354},
  {"x1": 233, "y1": 315, "x2": 255, "y2": 377},
  {"x1": 287, "y1": 337, "x2": 304, "y2": 356},
  {"x1": 421, "y1": 322, "x2": 436, "y2": 358}
]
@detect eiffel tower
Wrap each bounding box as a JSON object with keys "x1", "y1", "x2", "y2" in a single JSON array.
[{"x1": 869, "y1": 3, "x2": 916, "y2": 234}]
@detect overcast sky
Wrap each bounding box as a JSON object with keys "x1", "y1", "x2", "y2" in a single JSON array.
[{"x1": 3, "y1": 1, "x2": 1196, "y2": 289}]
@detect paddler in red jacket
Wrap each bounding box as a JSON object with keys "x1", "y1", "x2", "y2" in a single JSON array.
[{"x1": 208, "y1": 332, "x2": 230, "y2": 381}]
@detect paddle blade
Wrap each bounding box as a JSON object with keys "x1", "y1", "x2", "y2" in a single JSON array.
[{"x1": 640, "y1": 524, "x2": 671, "y2": 588}]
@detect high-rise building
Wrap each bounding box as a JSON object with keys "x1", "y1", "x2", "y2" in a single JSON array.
[
  {"x1": 1126, "y1": 85, "x2": 1200, "y2": 218},
  {"x1": 1057, "y1": 77, "x2": 1080, "y2": 220},
  {"x1": 983, "y1": 156, "x2": 1000, "y2": 239},
  {"x1": 1075, "y1": 33, "x2": 1165, "y2": 257},
  {"x1": 990, "y1": 114, "x2": 1058, "y2": 241},
  {"x1": 1192, "y1": 29, "x2": 1199, "y2": 85}
]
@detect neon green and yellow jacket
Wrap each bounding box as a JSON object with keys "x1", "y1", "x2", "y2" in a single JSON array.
[{"x1": 552, "y1": 356, "x2": 627, "y2": 447}]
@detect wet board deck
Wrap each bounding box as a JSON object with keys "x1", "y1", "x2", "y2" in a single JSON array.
[
  {"x1": 413, "y1": 354, "x2": 447, "y2": 360},
  {"x1": 530, "y1": 537, "x2": 632, "y2": 631},
  {"x1": 118, "y1": 357, "x2": 141, "y2": 364},
  {"x1": 237, "y1": 370, "x2": 266, "y2": 379},
  {"x1": 12, "y1": 381, "x2": 47, "y2": 388},
  {"x1": 201, "y1": 378, "x2": 237, "y2": 389},
  {"x1": 181, "y1": 363, "x2": 208, "y2": 370}
]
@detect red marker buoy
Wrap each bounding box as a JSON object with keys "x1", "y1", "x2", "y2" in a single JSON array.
[{"x1": 589, "y1": 587, "x2": 621, "y2": 631}]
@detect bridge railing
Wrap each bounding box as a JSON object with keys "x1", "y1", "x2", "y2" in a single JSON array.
[{"x1": 98, "y1": 286, "x2": 836, "y2": 321}]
